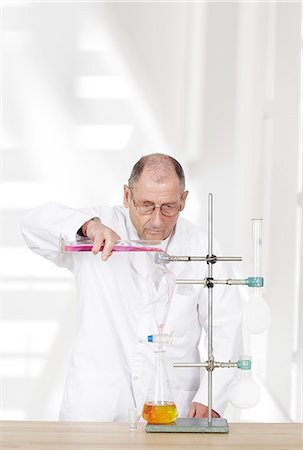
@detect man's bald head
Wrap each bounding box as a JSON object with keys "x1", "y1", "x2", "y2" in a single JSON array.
[{"x1": 128, "y1": 153, "x2": 185, "y2": 192}]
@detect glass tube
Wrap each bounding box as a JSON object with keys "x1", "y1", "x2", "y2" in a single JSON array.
[
  {"x1": 60, "y1": 237, "x2": 163, "y2": 254},
  {"x1": 252, "y1": 219, "x2": 263, "y2": 280},
  {"x1": 243, "y1": 219, "x2": 271, "y2": 333}
]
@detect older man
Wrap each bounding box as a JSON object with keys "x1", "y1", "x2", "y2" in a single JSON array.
[{"x1": 22, "y1": 153, "x2": 242, "y2": 421}]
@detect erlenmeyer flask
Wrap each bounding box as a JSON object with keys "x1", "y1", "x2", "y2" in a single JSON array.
[{"x1": 142, "y1": 349, "x2": 178, "y2": 424}]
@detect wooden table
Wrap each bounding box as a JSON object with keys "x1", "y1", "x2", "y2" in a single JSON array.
[{"x1": 1, "y1": 421, "x2": 302, "y2": 450}]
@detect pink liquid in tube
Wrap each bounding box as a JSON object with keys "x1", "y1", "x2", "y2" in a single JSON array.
[{"x1": 61, "y1": 239, "x2": 163, "y2": 254}]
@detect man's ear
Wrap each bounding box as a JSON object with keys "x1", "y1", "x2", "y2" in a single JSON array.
[
  {"x1": 180, "y1": 190, "x2": 189, "y2": 211},
  {"x1": 123, "y1": 185, "x2": 131, "y2": 208}
]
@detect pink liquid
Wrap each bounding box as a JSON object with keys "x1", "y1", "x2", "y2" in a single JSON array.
[{"x1": 64, "y1": 244, "x2": 163, "y2": 253}]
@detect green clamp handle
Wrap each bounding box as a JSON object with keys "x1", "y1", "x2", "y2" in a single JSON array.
[
  {"x1": 245, "y1": 277, "x2": 264, "y2": 287},
  {"x1": 237, "y1": 359, "x2": 252, "y2": 370}
]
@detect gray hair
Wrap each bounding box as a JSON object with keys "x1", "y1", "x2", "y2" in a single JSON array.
[{"x1": 128, "y1": 153, "x2": 186, "y2": 192}]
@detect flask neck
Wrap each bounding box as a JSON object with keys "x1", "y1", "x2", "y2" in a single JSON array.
[
  {"x1": 154, "y1": 349, "x2": 166, "y2": 366},
  {"x1": 239, "y1": 369, "x2": 252, "y2": 379}
]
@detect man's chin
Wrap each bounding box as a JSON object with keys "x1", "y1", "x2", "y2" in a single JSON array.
[{"x1": 141, "y1": 230, "x2": 166, "y2": 241}]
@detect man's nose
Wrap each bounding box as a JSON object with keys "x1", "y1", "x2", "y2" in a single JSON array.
[{"x1": 149, "y1": 207, "x2": 164, "y2": 225}]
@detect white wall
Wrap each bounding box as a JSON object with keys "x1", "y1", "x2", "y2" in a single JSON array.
[{"x1": 1, "y1": 1, "x2": 302, "y2": 422}]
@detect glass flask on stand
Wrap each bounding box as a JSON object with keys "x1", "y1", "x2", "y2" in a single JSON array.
[
  {"x1": 228, "y1": 356, "x2": 261, "y2": 408},
  {"x1": 142, "y1": 259, "x2": 178, "y2": 424},
  {"x1": 142, "y1": 348, "x2": 178, "y2": 424}
]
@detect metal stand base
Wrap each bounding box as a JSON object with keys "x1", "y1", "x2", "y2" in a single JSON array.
[{"x1": 145, "y1": 417, "x2": 229, "y2": 433}]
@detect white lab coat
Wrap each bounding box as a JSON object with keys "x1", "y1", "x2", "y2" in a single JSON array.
[{"x1": 22, "y1": 202, "x2": 242, "y2": 421}]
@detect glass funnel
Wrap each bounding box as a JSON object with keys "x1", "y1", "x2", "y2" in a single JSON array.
[
  {"x1": 146, "y1": 264, "x2": 176, "y2": 334},
  {"x1": 142, "y1": 349, "x2": 178, "y2": 424}
]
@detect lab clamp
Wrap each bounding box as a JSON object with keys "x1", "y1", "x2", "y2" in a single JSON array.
[{"x1": 146, "y1": 193, "x2": 265, "y2": 433}]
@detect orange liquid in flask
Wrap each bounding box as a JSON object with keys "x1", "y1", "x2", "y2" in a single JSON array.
[{"x1": 142, "y1": 401, "x2": 178, "y2": 424}]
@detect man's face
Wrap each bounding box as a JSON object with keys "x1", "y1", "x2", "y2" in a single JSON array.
[{"x1": 123, "y1": 171, "x2": 188, "y2": 241}]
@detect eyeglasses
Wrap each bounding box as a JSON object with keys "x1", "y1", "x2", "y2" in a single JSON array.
[{"x1": 129, "y1": 188, "x2": 183, "y2": 217}]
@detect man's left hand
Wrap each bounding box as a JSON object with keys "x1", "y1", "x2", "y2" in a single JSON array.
[{"x1": 187, "y1": 402, "x2": 220, "y2": 418}]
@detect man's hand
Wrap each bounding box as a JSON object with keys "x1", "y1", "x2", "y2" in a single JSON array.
[
  {"x1": 83, "y1": 219, "x2": 121, "y2": 261},
  {"x1": 187, "y1": 402, "x2": 220, "y2": 419}
]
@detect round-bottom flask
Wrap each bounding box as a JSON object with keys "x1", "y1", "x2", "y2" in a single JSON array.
[
  {"x1": 142, "y1": 349, "x2": 178, "y2": 424},
  {"x1": 228, "y1": 356, "x2": 261, "y2": 408}
]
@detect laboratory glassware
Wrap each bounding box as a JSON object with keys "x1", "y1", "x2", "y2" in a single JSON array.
[
  {"x1": 228, "y1": 356, "x2": 261, "y2": 408},
  {"x1": 146, "y1": 194, "x2": 268, "y2": 433},
  {"x1": 146, "y1": 264, "x2": 176, "y2": 334},
  {"x1": 60, "y1": 237, "x2": 163, "y2": 254},
  {"x1": 128, "y1": 407, "x2": 138, "y2": 431},
  {"x1": 142, "y1": 349, "x2": 178, "y2": 424},
  {"x1": 243, "y1": 219, "x2": 271, "y2": 334},
  {"x1": 143, "y1": 263, "x2": 178, "y2": 424}
]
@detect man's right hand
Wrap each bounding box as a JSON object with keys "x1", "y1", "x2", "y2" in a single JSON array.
[{"x1": 83, "y1": 218, "x2": 121, "y2": 261}]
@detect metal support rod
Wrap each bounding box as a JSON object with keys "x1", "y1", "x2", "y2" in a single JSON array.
[
  {"x1": 175, "y1": 278, "x2": 248, "y2": 286},
  {"x1": 208, "y1": 194, "x2": 213, "y2": 257},
  {"x1": 175, "y1": 279, "x2": 206, "y2": 285},
  {"x1": 214, "y1": 361, "x2": 238, "y2": 368},
  {"x1": 173, "y1": 361, "x2": 238, "y2": 369},
  {"x1": 166, "y1": 255, "x2": 242, "y2": 263},
  {"x1": 214, "y1": 256, "x2": 242, "y2": 262},
  {"x1": 174, "y1": 362, "x2": 210, "y2": 368},
  {"x1": 207, "y1": 193, "x2": 214, "y2": 426},
  {"x1": 211, "y1": 279, "x2": 247, "y2": 285}
]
